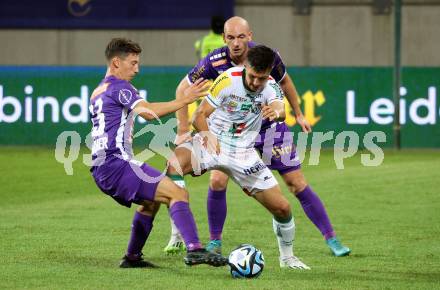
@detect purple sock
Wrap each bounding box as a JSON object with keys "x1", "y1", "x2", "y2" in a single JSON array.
[
  {"x1": 126, "y1": 211, "x2": 153, "y2": 258},
  {"x1": 169, "y1": 201, "x2": 202, "y2": 251},
  {"x1": 207, "y1": 187, "x2": 227, "y2": 241},
  {"x1": 296, "y1": 186, "x2": 336, "y2": 240}
]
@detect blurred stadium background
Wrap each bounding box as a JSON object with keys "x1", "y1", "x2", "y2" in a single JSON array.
[
  {"x1": 0, "y1": 0, "x2": 439, "y2": 289},
  {"x1": 1, "y1": 0, "x2": 440, "y2": 147}
]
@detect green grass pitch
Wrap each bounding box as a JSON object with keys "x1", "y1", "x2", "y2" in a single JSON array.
[{"x1": 0, "y1": 147, "x2": 439, "y2": 289}]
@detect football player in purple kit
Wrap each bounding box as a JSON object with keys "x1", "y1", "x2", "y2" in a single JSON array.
[
  {"x1": 164, "y1": 17, "x2": 351, "y2": 258},
  {"x1": 89, "y1": 38, "x2": 228, "y2": 268}
]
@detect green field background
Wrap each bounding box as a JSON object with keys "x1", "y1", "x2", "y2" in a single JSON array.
[{"x1": 0, "y1": 148, "x2": 439, "y2": 289}]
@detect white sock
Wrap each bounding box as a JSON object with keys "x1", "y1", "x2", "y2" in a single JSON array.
[
  {"x1": 272, "y1": 217, "x2": 295, "y2": 259},
  {"x1": 169, "y1": 218, "x2": 182, "y2": 240},
  {"x1": 169, "y1": 178, "x2": 186, "y2": 241},
  {"x1": 173, "y1": 179, "x2": 186, "y2": 189}
]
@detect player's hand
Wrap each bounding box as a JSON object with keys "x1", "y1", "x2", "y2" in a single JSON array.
[
  {"x1": 200, "y1": 131, "x2": 220, "y2": 155},
  {"x1": 261, "y1": 105, "x2": 280, "y2": 122},
  {"x1": 182, "y1": 78, "x2": 211, "y2": 105},
  {"x1": 296, "y1": 114, "x2": 312, "y2": 133},
  {"x1": 174, "y1": 131, "x2": 192, "y2": 146}
]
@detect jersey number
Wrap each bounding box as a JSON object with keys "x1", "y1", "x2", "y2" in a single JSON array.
[{"x1": 89, "y1": 98, "x2": 105, "y2": 137}]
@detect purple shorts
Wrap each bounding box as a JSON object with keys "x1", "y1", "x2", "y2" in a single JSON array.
[
  {"x1": 91, "y1": 158, "x2": 164, "y2": 208},
  {"x1": 255, "y1": 122, "x2": 301, "y2": 175}
]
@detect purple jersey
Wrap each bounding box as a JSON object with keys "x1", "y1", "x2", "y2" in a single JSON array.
[
  {"x1": 89, "y1": 75, "x2": 143, "y2": 166},
  {"x1": 89, "y1": 75, "x2": 164, "y2": 207},
  {"x1": 187, "y1": 42, "x2": 286, "y2": 84},
  {"x1": 187, "y1": 42, "x2": 286, "y2": 130}
]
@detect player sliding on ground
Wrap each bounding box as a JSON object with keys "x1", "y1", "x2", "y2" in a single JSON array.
[
  {"x1": 167, "y1": 45, "x2": 310, "y2": 269},
  {"x1": 165, "y1": 16, "x2": 350, "y2": 258},
  {"x1": 89, "y1": 38, "x2": 228, "y2": 268}
]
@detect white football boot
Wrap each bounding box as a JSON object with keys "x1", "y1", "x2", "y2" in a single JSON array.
[{"x1": 279, "y1": 256, "x2": 311, "y2": 270}]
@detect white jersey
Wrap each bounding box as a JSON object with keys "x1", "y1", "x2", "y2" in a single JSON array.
[{"x1": 205, "y1": 66, "x2": 283, "y2": 152}]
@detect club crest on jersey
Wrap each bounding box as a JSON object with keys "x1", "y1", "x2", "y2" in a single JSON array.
[
  {"x1": 118, "y1": 89, "x2": 133, "y2": 105},
  {"x1": 226, "y1": 101, "x2": 238, "y2": 112}
]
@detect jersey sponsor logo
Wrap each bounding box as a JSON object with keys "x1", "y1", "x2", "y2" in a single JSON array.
[
  {"x1": 240, "y1": 103, "x2": 252, "y2": 112},
  {"x1": 190, "y1": 65, "x2": 206, "y2": 83},
  {"x1": 272, "y1": 144, "x2": 294, "y2": 158},
  {"x1": 209, "y1": 52, "x2": 227, "y2": 61},
  {"x1": 229, "y1": 94, "x2": 248, "y2": 102},
  {"x1": 231, "y1": 71, "x2": 242, "y2": 77},
  {"x1": 212, "y1": 59, "x2": 227, "y2": 67},
  {"x1": 209, "y1": 73, "x2": 231, "y2": 97},
  {"x1": 118, "y1": 89, "x2": 133, "y2": 105},
  {"x1": 243, "y1": 162, "x2": 267, "y2": 175}
]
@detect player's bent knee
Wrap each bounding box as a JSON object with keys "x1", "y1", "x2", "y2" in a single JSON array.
[
  {"x1": 285, "y1": 174, "x2": 308, "y2": 194},
  {"x1": 167, "y1": 147, "x2": 193, "y2": 176},
  {"x1": 136, "y1": 203, "x2": 156, "y2": 216},
  {"x1": 170, "y1": 187, "x2": 189, "y2": 203},
  {"x1": 274, "y1": 201, "x2": 291, "y2": 219},
  {"x1": 209, "y1": 173, "x2": 228, "y2": 190}
]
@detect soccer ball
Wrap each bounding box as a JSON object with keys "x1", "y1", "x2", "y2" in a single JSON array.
[{"x1": 228, "y1": 244, "x2": 264, "y2": 278}]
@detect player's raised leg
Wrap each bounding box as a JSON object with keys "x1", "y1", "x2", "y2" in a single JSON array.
[
  {"x1": 253, "y1": 185, "x2": 310, "y2": 270},
  {"x1": 205, "y1": 170, "x2": 229, "y2": 254},
  {"x1": 281, "y1": 169, "x2": 351, "y2": 257}
]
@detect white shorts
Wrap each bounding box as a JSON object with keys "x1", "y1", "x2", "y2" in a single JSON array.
[{"x1": 179, "y1": 134, "x2": 278, "y2": 195}]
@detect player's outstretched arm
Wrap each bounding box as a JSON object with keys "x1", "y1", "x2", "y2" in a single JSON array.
[
  {"x1": 192, "y1": 100, "x2": 220, "y2": 154},
  {"x1": 134, "y1": 79, "x2": 209, "y2": 121},
  {"x1": 279, "y1": 74, "x2": 312, "y2": 132},
  {"x1": 175, "y1": 78, "x2": 192, "y2": 135},
  {"x1": 192, "y1": 99, "x2": 215, "y2": 132}
]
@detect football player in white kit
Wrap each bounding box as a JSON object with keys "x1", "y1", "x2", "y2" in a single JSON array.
[{"x1": 166, "y1": 45, "x2": 310, "y2": 269}]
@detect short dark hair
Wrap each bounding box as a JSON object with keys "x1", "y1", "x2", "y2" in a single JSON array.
[
  {"x1": 105, "y1": 38, "x2": 142, "y2": 61},
  {"x1": 211, "y1": 15, "x2": 225, "y2": 34},
  {"x1": 247, "y1": 45, "x2": 276, "y2": 73}
]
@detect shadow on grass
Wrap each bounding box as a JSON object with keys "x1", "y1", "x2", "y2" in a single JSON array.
[{"x1": 40, "y1": 249, "x2": 231, "y2": 279}]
